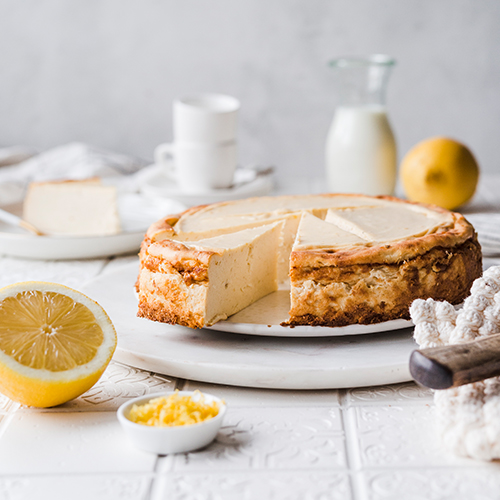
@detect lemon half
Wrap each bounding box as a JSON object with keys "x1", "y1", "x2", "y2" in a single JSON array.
[
  {"x1": 0, "y1": 282, "x2": 117, "y2": 407},
  {"x1": 400, "y1": 137, "x2": 479, "y2": 210}
]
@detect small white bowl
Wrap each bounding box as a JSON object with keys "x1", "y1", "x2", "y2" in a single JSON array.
[{"x1": 117, "y1": 390, "x2": 226, "y2": 454}]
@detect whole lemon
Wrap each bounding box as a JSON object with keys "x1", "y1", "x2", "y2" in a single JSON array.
[{"x1": 400, "y1": 137, "x2": 479, "y2": 210}]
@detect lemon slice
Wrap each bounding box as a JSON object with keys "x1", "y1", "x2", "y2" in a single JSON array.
[{"x1": 0, "y1": 281, "x2": 117, "y2": 407}]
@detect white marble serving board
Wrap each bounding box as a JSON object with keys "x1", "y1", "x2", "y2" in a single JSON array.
[{"x1": 82, "y1": 263, "x2": 417, "y2": 389}]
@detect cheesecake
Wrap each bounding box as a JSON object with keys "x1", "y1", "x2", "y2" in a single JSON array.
[
  {"x1": 137, "y1": 194, "x2": 482, "y2": 328},
  {"x1": 23, "y1": 178, "x2": 121, "y2": 236}
]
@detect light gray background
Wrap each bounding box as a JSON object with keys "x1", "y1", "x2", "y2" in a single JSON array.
[{"x1": 0, "y1": 0, "x2": 499, "y2": 179}]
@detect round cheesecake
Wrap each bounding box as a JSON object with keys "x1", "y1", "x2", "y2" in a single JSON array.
[{"x1": 137, "y1": 194, "x2": 482, "y2": 329}]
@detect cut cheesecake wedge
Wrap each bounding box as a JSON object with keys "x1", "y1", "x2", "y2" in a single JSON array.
[
  {"x1": 23, "y1": 178, "x2": 121, "y2": 236},
  {"x1": 138, "y1": 222, "x2": 283, "y2": 328}
]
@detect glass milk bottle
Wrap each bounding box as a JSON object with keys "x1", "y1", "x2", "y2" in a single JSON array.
[{"x1": 325, "y1": 55, "x2": 397, "y2": 195}]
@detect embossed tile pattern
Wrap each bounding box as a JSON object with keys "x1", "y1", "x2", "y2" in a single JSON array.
[
  {"x1": 349, "y1": 405, "x2": 468, "y2": 468},
  {"x1": 0, "y1": 474, "x2": 152, "y2": 500},
  {"x1": 0, "y1": 412, "x2": 156, "y2": 474},
  {"x1": 169, "y1": 407, "x2": 346, "y2": 472},
  {"x1": 14, "y1": 362, "x2": 177, "y2": 413},
  {"x1": 346, "y1": 382, "x2": 433, "y2": 406},
  {"x1": 153, "y1": 471, "x2": 352, "y2": 500},
  {"x1": 51, "y1": 362, "x2": 177, "y2": 411},
  {"x1": 362, "y1": 468, "x2": 500, "y2": 500}
]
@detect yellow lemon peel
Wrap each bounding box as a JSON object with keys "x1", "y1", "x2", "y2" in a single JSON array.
[{"x1": 400, "y1": 137, "x2": 479, "y2": 210}]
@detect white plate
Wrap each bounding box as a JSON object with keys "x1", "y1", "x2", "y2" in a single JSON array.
[
  {"x1": 139, "y1": 164, "x2": 273, "y2": 206},
  {"x1": 0, "y1": 194, "x2": 186, "y2": 260},
  {"x1": 206, "y1": 287, "x2": 413, "y2": 337},
  {"x1": 81, "y1": 263, "x2": 417, "y2": 389}
]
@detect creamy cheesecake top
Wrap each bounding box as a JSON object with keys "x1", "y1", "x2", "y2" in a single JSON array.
[{"x1": 171, "y1": 194, "x2": 455, "y2": 251}]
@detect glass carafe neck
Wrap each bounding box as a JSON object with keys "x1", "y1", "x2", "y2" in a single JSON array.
[{"x1": 329, "y1": 55, "x2": 396, "y2": 107}]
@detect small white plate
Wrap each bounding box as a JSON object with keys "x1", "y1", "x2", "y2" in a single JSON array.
[
  {"x1": 139, "y1": 164, "x2": 273, "y2": 206},
  {"x1": 0, "y1": 194, "x2": 186, "y2": 260},
  {"x1": 117, "y1": 391, "x2": 226, "y2": 454}
]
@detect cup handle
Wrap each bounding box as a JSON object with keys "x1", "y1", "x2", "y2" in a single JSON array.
[{"x1": 154, "y1": 143, "x2": 176, "y2": 175}]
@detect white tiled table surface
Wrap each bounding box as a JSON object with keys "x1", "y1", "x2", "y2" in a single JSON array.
[{"x1": 1, "y1": 176, "x2": 500, "y2": 500}]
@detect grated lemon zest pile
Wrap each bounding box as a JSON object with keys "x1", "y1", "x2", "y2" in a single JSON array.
[{"x1": 128, "y1": 390, "x2": 222, "y2": 427}]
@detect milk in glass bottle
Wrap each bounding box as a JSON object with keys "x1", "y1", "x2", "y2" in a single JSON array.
[{"x1": 325, "y1": 55, "x2": 397, "y2": 195}]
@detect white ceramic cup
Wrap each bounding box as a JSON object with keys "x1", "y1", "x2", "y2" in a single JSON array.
[
  {"x1": 154, "y1": 140, "x2": 237, "y2": 192},
  {"x1": 174, "y1": 94, "x2": 240, "y2": 144}
]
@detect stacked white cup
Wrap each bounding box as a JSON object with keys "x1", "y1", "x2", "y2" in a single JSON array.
[{"x1": 154, "y1": 94, "x2": 240, "y2": 193}]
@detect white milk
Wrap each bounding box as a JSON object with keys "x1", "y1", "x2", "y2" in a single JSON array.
[{"x1": 325, "y1": 105, "x2": 397, "y2": 196}]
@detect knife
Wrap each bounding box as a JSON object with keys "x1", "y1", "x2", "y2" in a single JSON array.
[{"x1": 409, "y1": 333, "x2": 500, "y2": 389}]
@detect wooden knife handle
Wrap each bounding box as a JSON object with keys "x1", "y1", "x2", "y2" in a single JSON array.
[{"x1": 409, "y1": 333, "x2": 500, "y2": 389}]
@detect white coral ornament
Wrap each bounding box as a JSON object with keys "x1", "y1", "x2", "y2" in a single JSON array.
[{"x1": 410, "y1": 265, "x2": 500, "y2": 461}]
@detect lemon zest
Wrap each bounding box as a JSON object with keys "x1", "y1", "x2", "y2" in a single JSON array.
[{"x1": 128, "y1": 390, "x2": 222, "y2": 427}]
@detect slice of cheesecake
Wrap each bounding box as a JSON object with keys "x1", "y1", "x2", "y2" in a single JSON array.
[
  {"x1": 323, "y1": 202, "x2": 453, "y2": 242},
  {"x1": 23, "y1": 178, "x2": 121, "y2": 236},
  {"x1": 137, "y1": 222, "x2": 283, "y2": 328},
  {"x1": 292, "y1": 211, "x2": 368, "y2": 250}
]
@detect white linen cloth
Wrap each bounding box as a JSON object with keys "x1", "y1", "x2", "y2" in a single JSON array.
[
  {"x1": 0, "y1": 142, "x2": 149, "y2": 206},
  {"x1": 0, "y1": 142, "x2": 274, "y2": 208},
  {"x1": 462, "y1": 174, "x2": 500, "y2": 257},
  {"x1": 464, "y1": 213, "x2": 500, "y2": 257},
  {"x1": 410, "y1": 266, "x2": 500, "y2": 461}
]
